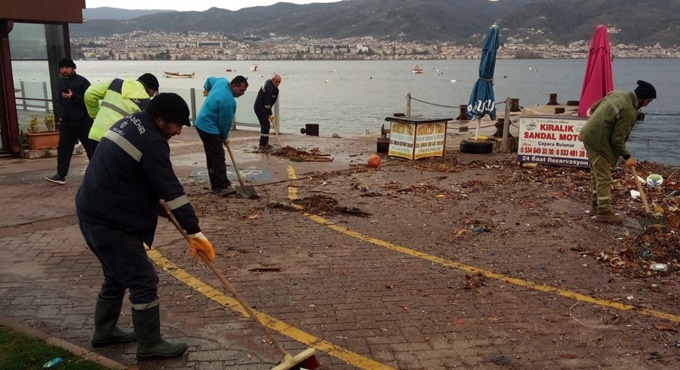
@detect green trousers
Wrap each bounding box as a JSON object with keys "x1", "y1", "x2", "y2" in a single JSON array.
[{"x1": 587, "y1": 150, "x2": 613, "y2": 215}]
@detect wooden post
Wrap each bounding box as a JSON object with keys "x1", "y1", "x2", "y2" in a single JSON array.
[
  {"x1": 406, "y1": 93, "x2": 411, "y2": 117},
  {"x1": 456, "y1": 104, "x2": 468, "y2": 120},
  {"x1": 501, "y1": 97, "x2": 511, "y2": 152}
]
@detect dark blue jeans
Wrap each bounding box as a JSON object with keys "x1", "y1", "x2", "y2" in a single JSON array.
[
  {"x1": 57, "y1": 120, "x2": 94, "y2": 177},
  {"x1": 79, "y1": 219, "x2": 159, "y2": 304}
]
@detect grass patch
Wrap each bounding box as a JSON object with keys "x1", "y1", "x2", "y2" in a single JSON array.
[{"x1": 0, "y1": 325, "x2": 112, "y2": 369}]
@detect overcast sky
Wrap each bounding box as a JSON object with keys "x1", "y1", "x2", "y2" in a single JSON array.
[{"x1": 85, "y1": 0, "x2": 344, "y2": 12}]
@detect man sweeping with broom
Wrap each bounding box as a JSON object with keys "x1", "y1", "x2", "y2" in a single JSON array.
[
  {"x1": 578, "y1": 80, "x2": 657, "y2": 224},
  {"x1": 76, "y1": 93, "x2": 216, "y2": 359}
]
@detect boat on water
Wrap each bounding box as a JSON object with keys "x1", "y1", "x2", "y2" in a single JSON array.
[
  {"x1": 412, "y1": 65, "x2": 423, "y2": 74},
  {"x1": 163, "y1": 71, "x2": 195, "y2": 79},
  {"x1": 250, "y1": 64, "x2": 258, "y2": 72}
]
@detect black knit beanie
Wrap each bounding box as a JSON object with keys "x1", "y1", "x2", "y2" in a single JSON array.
[
  {"x1": 137, "y1": 73, "x2": 160, "y2": 92},
  {"x1": 146, "y1": 93, "x2": 191, "y2": 127},
  {"x1": 634, "y1": 80, "x2": 656, "y2": 100},
  {"x1": 58, "y1": 58, "x2": 76, "y2": 69}
]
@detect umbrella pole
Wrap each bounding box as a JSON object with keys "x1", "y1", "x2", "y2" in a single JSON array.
[{"x1": 475, "y1": 119, "x2": 481, "y2": 140}]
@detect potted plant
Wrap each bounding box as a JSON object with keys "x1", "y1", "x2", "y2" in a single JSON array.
[{"x1": 25, "y1": 113, "x2": 59, "y2": 150}]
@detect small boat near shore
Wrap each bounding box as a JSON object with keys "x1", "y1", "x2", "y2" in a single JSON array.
[
  {"x1": 163, "y1": 71, "x2": 195, "y2": 78},
  {"x1": 412, "y1": 65, "x2": 423, "y2": 74},
  {"x1": 250, "y1": 64, "x2": 258, "y2": 72}
]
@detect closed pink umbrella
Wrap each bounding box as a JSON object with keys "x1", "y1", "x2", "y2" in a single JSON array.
[{"x1": 578, "y1": 25, "x2": 614, "y2": 117}]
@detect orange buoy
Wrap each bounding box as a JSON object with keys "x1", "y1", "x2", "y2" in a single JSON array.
[{"x1": 367, "y1": 154, "x2": 381, "y2": 168}]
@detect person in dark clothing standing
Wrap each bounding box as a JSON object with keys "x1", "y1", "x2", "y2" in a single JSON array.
[
  {"x1": 254, "y1": 74, "x2": 281, "y2": 151},
  {"x1": 45, "y1": 58, "x2": 94, "y2": 185},
  {"x1": 76, "y1": 93, "x2": 216, "y2": 359}
]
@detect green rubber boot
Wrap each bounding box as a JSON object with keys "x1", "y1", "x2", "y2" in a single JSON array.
[
  {"x1": 91, "y1": 295, "x2": 136, "y2": 348},
  {"x1": 132, "y1": 305, "x2": 187, "y2": 360}
]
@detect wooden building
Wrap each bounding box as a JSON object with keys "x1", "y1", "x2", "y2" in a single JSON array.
[{"x1": 0, "y1": 0, "x2": 86, "y2": 155}]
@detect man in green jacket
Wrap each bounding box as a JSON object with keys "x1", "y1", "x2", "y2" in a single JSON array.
[
  {"x1": 85, "y1": 73, "x2": 159, "y2": 152},
  {"x1": 578, "y1": 80, "x2": 656, "y2": 224}
]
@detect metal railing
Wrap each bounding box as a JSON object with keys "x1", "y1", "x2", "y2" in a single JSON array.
[{"x1": 14, "y1": 83, "x2": 277, "y2": 133}]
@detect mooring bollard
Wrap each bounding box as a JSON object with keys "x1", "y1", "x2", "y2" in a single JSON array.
[
  {"x1": 510, "y1": 98, "x2": 521, "y2": 112},
  {"x1": 377, "y1": 137, "x2": 390, "y2": 153},
  {"x1": 300, "y1": 123, "x2": 319, "y2": 136},
  {"x1": 547, "y1": 93, "x2": 558, "y2": 105}
]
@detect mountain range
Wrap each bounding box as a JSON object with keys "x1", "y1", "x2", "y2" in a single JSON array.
[{"x1": 74, "y1": 0, "x2": 680, "y2": 47}]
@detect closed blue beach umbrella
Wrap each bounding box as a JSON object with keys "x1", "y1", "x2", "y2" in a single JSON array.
[{"x1": 467, "y1": 25, "x2": 500, "y2": 138}]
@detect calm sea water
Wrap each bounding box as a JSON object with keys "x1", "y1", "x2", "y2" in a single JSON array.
[{"x1": 12, "y1": 59, "x2": 680, "y2": 165}]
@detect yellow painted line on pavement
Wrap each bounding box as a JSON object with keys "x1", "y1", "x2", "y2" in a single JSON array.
[
  {"x1": 286, "y1": 166, "x2": 680, "y2": 323},
  {"x1": 147, "y1": 248, "x2": 393, "y2": 370}
]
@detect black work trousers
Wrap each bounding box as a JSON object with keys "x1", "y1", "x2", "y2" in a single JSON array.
[
  {"x1": 57, "y1": 120, "x2": 94, "y2": 177},
  {"x1": 196, "y1": 127, "x2": 231, "y2": 190},
  {"x1": 79, "y1": 219, "x2": 159, "y2": 304},
  {"x1": 255, "y1": 110, "x2": 270, "y2": 146}
]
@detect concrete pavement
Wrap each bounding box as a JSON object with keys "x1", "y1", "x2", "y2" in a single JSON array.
[{"x1": 1, "y1": 124, "x2": 679, "y2": 370}]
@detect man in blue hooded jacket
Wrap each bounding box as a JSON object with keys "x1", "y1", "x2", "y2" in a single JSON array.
[{"x1": 194, "y1": 75, "x2": 248, "y2": 196}]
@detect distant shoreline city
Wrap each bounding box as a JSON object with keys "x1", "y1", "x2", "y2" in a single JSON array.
[{"x1": 71, "y1": 31, "x2": 680, "y2": 61}]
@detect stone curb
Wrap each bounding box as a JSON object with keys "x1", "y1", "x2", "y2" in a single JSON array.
[{"x1": 0, "y1": 315, "x2": 130, "y2": 370}]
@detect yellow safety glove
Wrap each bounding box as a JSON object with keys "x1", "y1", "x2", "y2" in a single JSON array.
[
  {"x1": 189, "y1": 232, "x2": 215, "y2": 262},
  {"x1": 625, "y1": 157, "x2": 637, "y2": 168},
  {"x1": 268, "y1": 115, "x2": 275, "y2": 123}
]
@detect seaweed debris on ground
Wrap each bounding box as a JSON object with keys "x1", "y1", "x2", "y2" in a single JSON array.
[
  {"x1": 271, "y1": 146, "x2": 333, "y2": 162},
  {"x1": 403, "y1": 154, "x2": 680, "y2": 277},
  {"x1": 590, "y1": 162, "x2": 680, "y2": 277},
  {"x1": 270, "y1": 195, "x2": 371, "y2": 217}
]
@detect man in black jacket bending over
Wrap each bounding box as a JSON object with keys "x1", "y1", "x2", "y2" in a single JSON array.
[{"x1": 254, "y1": 74, "x2": 281, "y2": 151}]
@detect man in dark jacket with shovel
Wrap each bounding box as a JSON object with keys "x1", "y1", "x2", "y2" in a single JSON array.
[
  {"x1": 578, "y1": 80, "x2": 656, "y2": 224},
  {"x1": 254, "y1": 74, "x2": 281, "y2": 151},
  {"x1": 76, "y1": 93, "x2": 216, "y2": 359}
]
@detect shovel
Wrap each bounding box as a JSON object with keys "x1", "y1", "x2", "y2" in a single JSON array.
[
  {"x1": 225, "y1": 142, "x2": 259, "y2": 199},
  {"x1": 631, "y1": 166, "x2": 664, "y2": 227}
]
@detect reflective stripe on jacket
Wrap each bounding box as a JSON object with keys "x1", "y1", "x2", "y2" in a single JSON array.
[
  {"x1": 76, "y1": 111, "x2": 200, "y2": 245},
  {"x1": 85, "y1": 78, "x2": 151, "y2": 141},
  {"x1": 253, "y1": 79, "x2": 279, "y2": 116}
]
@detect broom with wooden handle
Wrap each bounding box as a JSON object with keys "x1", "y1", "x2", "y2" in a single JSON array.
[
  {"x1": 631, "y1": 166, "x2": 664, "y2": 228},
  {"x1": 165, "y1": 209, "x2": 320, "y2": 370}
]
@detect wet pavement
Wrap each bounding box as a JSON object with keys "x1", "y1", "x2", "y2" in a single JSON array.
[{"x1": 2, "y1": 124, "x2": 680, "y2": 370}]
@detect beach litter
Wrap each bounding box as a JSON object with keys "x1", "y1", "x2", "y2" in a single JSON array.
[{"x1": 270, "y1": 146, "x2": 333, "y2": 162}]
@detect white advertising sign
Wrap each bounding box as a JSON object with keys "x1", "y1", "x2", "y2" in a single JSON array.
[{"x1": 518, "y1": 116, "x2": 589, "y2": 168}]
